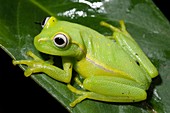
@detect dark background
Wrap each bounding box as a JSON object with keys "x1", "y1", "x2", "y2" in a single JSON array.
[{"x1": 0, "y1": 0, "x2": 169, "y2": 113}]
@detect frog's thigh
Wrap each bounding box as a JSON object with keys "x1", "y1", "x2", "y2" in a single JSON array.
[{"x1": 83, "y1": 76, "x2": 147, "y2": 102}]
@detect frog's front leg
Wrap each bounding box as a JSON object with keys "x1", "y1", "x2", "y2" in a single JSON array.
[
  {"x1": 13, "y1": 51, "x2": 72, "y2": 83},
  {"x1": 68, "y1": 76, "x2": 147, "y2": 107}
]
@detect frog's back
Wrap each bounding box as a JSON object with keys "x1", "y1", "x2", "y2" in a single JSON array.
[
  {"x1": 74, "y1": 26, "x2": 151, "y2": 88},
  {"x1": 57, "y1": 21, "x2": 151, "y2": 87}
]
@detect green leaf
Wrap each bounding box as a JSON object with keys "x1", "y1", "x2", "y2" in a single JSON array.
[{"x1": 0, "y1": 0, "x2": 170, "y2": 113}]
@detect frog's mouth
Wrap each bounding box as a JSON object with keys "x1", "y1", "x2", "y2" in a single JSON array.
[{"x1": 37, "y1": 37, "x2": 49, "y2": 42}]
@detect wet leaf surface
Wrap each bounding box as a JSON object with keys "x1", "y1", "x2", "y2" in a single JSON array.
[{"x1": 0, "y1": 0, "x2": 170, "y2": 113}]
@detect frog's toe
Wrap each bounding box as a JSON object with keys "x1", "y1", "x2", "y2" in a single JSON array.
[
  {"x1": 67, "y1": 84, "x2": 85, "y2": 94},
  {"x1": 26, "y1": 51, "x2": 43, "y2": 61},
  {"x1": 24, "y1": 66, "x2": 42, "y2": 77},
  {"x1": 12, "y1": 60, "x2": 28, "y2": 65},
  {"x1": 100, "y1": 21, "x2": 120, "y2": 32},
  {"x1": 67, "y1": 84, "x2": 91, "y2": 107},
  {"x1": 12, "y1": 60, "x2": 18, "y2": 65},
  {"x1": 69, "y1": 94, "x2": 88, "y2": 107},
  {"x1": 26, "y1": 51, "x2": 34, "y2": 56},
  {"x1": 12, "y1": 60, "x2": 33, "y2": 66},
  {"x1": 24, "y1": 68, "x2": 33, "y2": 77}
]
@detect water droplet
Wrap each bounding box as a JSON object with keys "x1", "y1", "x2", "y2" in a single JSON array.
[
  {"x1": 57, "y1": 8, "x2": 87, "y2": 19},
  {"x1": 78, "y1": 0, "x2": 106, "y2": 13}
]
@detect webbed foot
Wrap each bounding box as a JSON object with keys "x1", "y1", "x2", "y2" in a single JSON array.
[{"x1": 13, "y1": 51, "x2": 53, "y2": 77}]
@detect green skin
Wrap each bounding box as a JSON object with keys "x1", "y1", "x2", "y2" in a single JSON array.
[{"x1": 13, "y1": 16, "x2": 158, "y2": 107}]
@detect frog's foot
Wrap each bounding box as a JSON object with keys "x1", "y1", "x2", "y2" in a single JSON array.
[
  {"x1": 12, "y1": 51, "x2": 53, "y2": 77},
  {"x1": 67, "y1": 84, "x2": 114, "y2": 107},
  {"x1": 26, "y1": 51, "x2": 54, "y2": 64},
  {"x1": 100, "y1": 20, "x2": 129, "y2": 34},
  {"x1": 67, "y1": 84, "x2": 92, "y2": 107}
]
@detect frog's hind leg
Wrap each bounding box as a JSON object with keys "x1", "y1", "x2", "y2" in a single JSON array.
[{"x1": 68, "y1": 76, "x2": 147, "y2": 107}]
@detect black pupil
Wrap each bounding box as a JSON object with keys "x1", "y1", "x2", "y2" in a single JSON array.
[{"x1": 55, "y1": 37, "x2": 65, "y2": 45}]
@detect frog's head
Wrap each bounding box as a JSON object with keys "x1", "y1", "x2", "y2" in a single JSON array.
[{"x1": 34, "y1": 16, "x2": 86, "y2": 60}]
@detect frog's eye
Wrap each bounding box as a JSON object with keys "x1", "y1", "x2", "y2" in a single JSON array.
[
  {"x1": 53, "y1": 33, "x2": 69, "y2": 48},
  {"x1": 41, "y1": 17, "x2": 50, "y2": 28}
]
